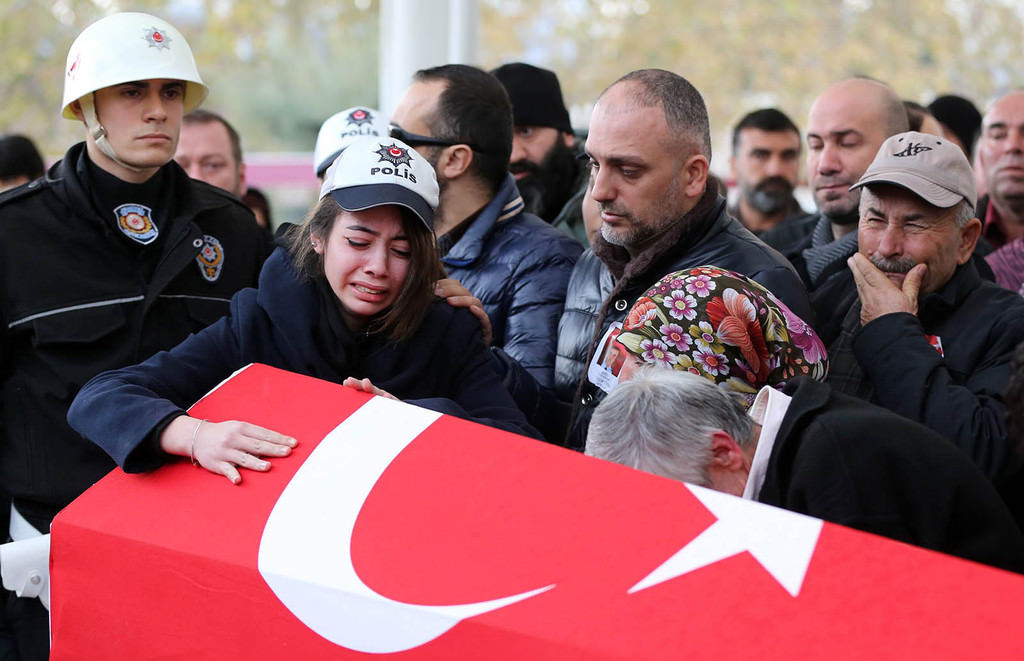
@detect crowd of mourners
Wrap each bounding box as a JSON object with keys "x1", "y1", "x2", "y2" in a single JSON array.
[{"x1": 2, "y1": 10, "x2": 1024, "y2": 658}]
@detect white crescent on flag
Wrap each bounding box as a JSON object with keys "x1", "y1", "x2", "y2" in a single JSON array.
[{"x1": 257, "y1": 396, "x2": 555, "y2": 654}]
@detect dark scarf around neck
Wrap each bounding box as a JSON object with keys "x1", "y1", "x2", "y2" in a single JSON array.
[
  {"x1": 589, "y1": 184, "x2": 719, "y2": 340},
  {"x1": 592, "y1": 184, "x2": 719, "y2": 286},
  {"x1": 311, "y1": 275, "x2": 387, "y2": 380}
]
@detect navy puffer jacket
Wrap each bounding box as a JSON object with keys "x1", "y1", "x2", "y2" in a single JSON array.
[{"x1": 443, "y1": 174, "x2": 582, "y2": 390}]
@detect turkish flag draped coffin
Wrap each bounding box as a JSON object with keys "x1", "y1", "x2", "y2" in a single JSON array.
[{"x1": 51, "y1": 364, "x2": 1024, "y2": 660}]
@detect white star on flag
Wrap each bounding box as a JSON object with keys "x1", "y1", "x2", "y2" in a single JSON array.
[{"x1": 629, "y1": 484, "x2": 823, "y2": 597}]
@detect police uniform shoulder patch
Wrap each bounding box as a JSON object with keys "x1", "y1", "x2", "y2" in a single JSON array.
[
  {"x1": 115, "y1": 203, "x2": 159, "y2": 245},
  {"x1": 196, "y1": 234, "x2": 225, "y2": 282}
]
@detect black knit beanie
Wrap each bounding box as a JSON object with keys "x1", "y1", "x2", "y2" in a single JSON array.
[
  {"x1": 928, "y1": 94, "x2": 983, "y2": 156},
  {"x1": 491, "y1": 62, "x2": 573, "y2": 133}
]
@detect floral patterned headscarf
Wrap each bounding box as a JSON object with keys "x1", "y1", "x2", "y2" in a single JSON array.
[{"x1": 616, "y1": 266, "x2": 828, "y2": 405}]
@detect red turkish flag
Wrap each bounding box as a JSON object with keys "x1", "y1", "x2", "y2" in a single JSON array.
[{"x1": 50, "y1": 364, "x2": 1024, "y2": 659}]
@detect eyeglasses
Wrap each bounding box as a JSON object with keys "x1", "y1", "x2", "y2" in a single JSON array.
[{"x1": 388, "y1": 124, "x2": 482, "y2": 152}]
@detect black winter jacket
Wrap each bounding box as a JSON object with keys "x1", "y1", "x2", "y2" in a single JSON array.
[
  {"x1": 816, "y1": 261, "x2": 1024, "y2": 485},
  {"x1": 0, "y1": 144, "x2": 270, "y2": 528},
  {"x1": 68, "y1": 247, "x2": 540, "y2": 474},
  {"x1": 760, "y1": 213, "x2": 859, "y2": 290}
]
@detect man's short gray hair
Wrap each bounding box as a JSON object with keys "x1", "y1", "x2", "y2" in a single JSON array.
[
  {"x1": 606, "y1": 69, "x2": 712, "y2": 159},
  {"x1": 953, "y1": 198, "x2": 975, "y2": 228},
  {"x1": 585, "y1": 368, "x2": 754, "y2": 486}
]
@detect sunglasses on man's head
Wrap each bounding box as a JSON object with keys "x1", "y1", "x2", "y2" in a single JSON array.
[{"x1": 388, "y1": 124, "x2": 482, "y2": 152}]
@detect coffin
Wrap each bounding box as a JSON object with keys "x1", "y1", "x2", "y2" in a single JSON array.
[{"x1": 50, "y1": 364, "x2": 1024, "y2": 659}]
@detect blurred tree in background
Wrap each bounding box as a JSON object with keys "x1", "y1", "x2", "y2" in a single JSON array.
[
  {"x1": 3, "y1": 0, "x2": 1024, "y2": 169},
  {"x1": 0, "y1": 0, "x2": 378, "y2": 158},
  {"x1": 479, "y1": 0, "x2": 1024, "y2": 158}
]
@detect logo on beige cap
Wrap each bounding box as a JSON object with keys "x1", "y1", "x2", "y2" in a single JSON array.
[{"x1": 893, "y1": 142, "x2": 932, "y2": 158}]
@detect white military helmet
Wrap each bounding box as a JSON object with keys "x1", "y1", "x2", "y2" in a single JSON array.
[
  {"x1": 61, "y1": 12, "x2": 208, "y2": 120},
  {"x1": 313, "y1": 107, "x2": 390, "y2": 178}
]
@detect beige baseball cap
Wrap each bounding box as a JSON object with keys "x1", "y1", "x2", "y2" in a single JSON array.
[{"x1": 850, "y1": 131, "x2": 977, "y2": 209}]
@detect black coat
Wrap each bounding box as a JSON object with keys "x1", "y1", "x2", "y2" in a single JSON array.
[
  {"x1": 0, "y1": 144, "x2": 270, "y2": 528},
  {"x1": 557, "y1": 191, "x2": 812, "y2": 449},
  {"x1": 762, "y1": 378, "x2": 1024, "y2": 573},
  {"x1": 815, "y1": 262, "x2": 1024, "y2": 484},
  {"x1": 68, "y1": 248, "x2": 540, "y2": 475}
]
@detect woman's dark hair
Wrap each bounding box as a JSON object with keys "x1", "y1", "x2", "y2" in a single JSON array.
[{"x1": 286, "y1": 196, "x2": 445, "y2": 340}]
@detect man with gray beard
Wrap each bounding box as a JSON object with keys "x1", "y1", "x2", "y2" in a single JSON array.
[
  {"x1": 762, "y1": 78, "x2": 909, "y2": 290},
  {"x1": 728, "y1": 108, "x2": 808, "y2": 235},
  {"x1": 813, "y1": 131, "x2": 1024, "y2": 524},
  {"x1": 506, "y1": 68, "x2": 811, "y2": 449}
]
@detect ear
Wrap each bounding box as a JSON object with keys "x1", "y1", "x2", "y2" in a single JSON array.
[
  {"x1": 728, "y1": 154, "x2": 738, "y2": 180},
  {"x1": 956, "y1": 216, "x2": 982, "y2": 265},
  {"x1": 69, "y1": 100, "x2": 85, "y2": 122},
  {"x1": 561, "y1": 131, "x2": 575, "y2": 148},
  {"x1": 238, "y1": 162, "x2": 247, "y2": 193},
  {"x1": 709, "y1": 430, "x2": 745, "y2": 470},
  {"x1": 681, "y1": 153, "x2": 710, "y2": 198},
  {"x1": 437, "y1": 144, "x2": 474, "y2": 180},
  {"x1": 311, "y1": 232, "x2": 324, "y2": 255}
]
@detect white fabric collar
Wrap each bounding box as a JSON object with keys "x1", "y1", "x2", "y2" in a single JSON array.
[{"x1": 741, "y1": 386, "x2": 792, "y2": 500}]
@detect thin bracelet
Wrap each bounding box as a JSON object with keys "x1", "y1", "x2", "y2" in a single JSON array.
[{"x1": 190, "y1": 419, "x2": 207, "y2": 467}]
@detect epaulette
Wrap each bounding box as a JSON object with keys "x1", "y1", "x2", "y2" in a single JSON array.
[{"x1": 0, "y1": 177, "x2": 52, "y2": 207}]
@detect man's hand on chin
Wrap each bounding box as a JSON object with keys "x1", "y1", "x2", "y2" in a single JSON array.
[{"x1": 848, "y1": 253, "x2": 927, "y2": 326}]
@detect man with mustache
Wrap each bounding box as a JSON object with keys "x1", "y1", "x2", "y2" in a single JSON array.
[
  {"x1": 175, "y1": 109, "x2": 246, "y2": 199},
  {"x1": 763, "y1": 78, "x2": 909, "y2": 290},
  {"x1": 728, "y1": 108, "x2": 807, "y2": 235},
  {"x1": 977, "y1": 91, "x2": 1024, "y2": 250},
  {"x1": 492, "y1": 63, "x2": 590, "y2": 245},
  {"x1": 980, "y1": 92, "x2": 1024, "y2": 293},
  {"x1": 815, "y1": 131, "x2": 1024, "y2": 525},
  {"x1": 0, "y1": 13, "x2": 271, "y2": 657}
]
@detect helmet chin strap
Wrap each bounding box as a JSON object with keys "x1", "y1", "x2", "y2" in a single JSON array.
[{"x1": 77, "y1": 93, "x2": 144, "y2": 173}]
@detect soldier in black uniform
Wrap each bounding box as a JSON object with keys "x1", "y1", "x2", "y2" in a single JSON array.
[{"x1": 0, "y1": 12, "x2": 270, "y2": 658}]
